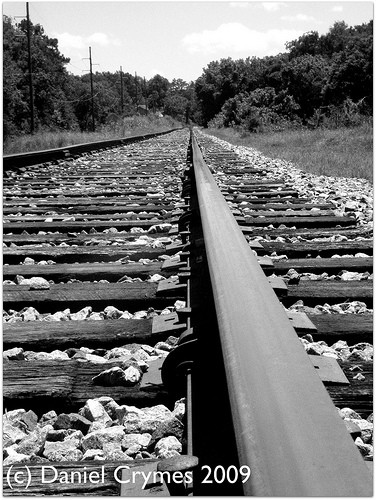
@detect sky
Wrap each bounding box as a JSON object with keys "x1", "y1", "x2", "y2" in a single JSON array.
[{"x1": 3, "y1": 1, "x2": 374, "y2": 82}]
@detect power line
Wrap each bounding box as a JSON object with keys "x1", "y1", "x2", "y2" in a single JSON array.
[
  {"x1": 51, "y1": 91, "x2": 100, "y2": 105},
  {"x1": 68, "y1": 62, "x2": 85, "y2": 72}
]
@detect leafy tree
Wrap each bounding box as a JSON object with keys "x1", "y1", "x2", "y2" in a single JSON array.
[
  {"x1": 3, "y1": 15, "x2": 74, "y2": 136},
  {"x1": 147, "y1": 74, "x2": 169, "y2": 111},
  {"x1": 324, "y1": 22, "x2": 373, "y2": 109},
  {"x1": 3, "y1": 17, "x2": 28, "y2": 136},
  {"x1": 281, "y1": 54, "x2": 330, "y2": 121},
  {"x1": 286, "y1": 31, "x2": 322, "y2": 58},
  {"x1": 195, "y1": 20, "x2": 372, "y2": 130},
  {"x1": 163, "y1": 93, "x2": 188, "y2": 119},
  {"x1": 195, "y1": 58, "x2": 246, "y2": 125},
  {"x1": 211, "y1": 88, "x2": 300, "y2": 131},
  {"x1": 163, "y1": 78, "x2": 197, "y2": 121}
]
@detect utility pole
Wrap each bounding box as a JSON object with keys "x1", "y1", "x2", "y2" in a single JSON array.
[
  {"x1": 143, "y1": 77, "x2": 148, "y2": 111},
  {"x1": 89, "y1": 47, "x2": 95, "y2": 131},
  {"x1": 135, "y1": 72, "x2": 138, "y2": 109},
  {"x1": 83, "y1": 47, "x2": 97, "y2": 131},
  {"x1": 26, "y1": 2, "x2": 35, "y2": 134},
  {"x1": 120, "y1": 66, "x2": 124, "y2": 114}
]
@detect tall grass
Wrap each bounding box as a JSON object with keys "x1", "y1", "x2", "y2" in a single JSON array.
[
  {"x1": 4, "y1": 114, "x2": 182, "y2": 155},
  {"x1": 206, "y1": 122, "x2": 373, "y2": 182}
]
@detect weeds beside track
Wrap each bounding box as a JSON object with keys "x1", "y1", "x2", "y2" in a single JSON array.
[{"x1": 206, "y1": 122, "x2": 373, "y2": 182}]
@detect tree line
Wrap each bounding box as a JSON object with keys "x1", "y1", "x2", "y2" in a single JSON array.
[
  {"x1": 194, "y1": 20, "x2": 373, "y2": 131},
  {"x1": 3, "y1": 16, "x2": 373, "y2": 138},
  {"x1": 3, "y1": 15, "x2": 197, "y2": 138}
]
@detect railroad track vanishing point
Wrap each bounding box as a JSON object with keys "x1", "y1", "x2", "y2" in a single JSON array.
[{"x1": 3, "y1": 127, "x2": 373, "y2": 496}]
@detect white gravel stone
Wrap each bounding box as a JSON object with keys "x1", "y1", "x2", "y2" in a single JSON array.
[
  {"x1": 49, "y1": 350, "x2": 70, "y2": 360},
  {"x1": 43, "y1": 440, "x2": 83, "y2": 461},
  {"x1": 345, "y1": 418, "x2": 373, "y2": 443},
  {"x1": 121, "y1": 433, "x2": 152, "y2": 451},
  {"x1": 24, "y1": 352, "x2": 54, "y2": 361},
  {"x1": 88, "y1": 421, "x2": 107, "y2": 433},
  {"x1": 3, "y1": 347, "x2": 25, "y2": 360},
  {"x1": 160, "y1": 307, "x2": 173, "y2": 315},
  {"x1": 88, "y1": 312, "x2": 104, "y2": 320},
  {"x1": 153, "y1": 348, "x2": 169, "y2": 357},
  {"x1": 82, "y1": 449, "x2": 104, "y2": 460},
  {"x1": 154, "y1": 436, "x2": 182, "y2": 459},
  {"x1": 338, "y1": 408, "x2": 362, "y2": 420},
  {"x1": 120, "y1": 311, "x2": 133, "y2": 319},
  {"x1": 3, "y1": 449, "x2": 31, "y2": 466},
  {"x1": 3, "y1": 421, "x2": 28, "y2": 447},
  {"x1": 115, "y1": 405, "x2": 144, "y2": 422},
  {"x1": 92, "y1": 366, "x2": 141, "y2": 386},
  {"x1": 172, "y1": 399, "x2": 186, "y2": 421},
  {"x1": 340, "y1": 271, "x2": 364, "y2": 281},
  {"x1": 23, "y1": 257, "x2": 35, "y2": 265},
  {"x1": 133, "y1": 310, "x2": 148, "y2": 319},
  {"x1": 104, "y1": 306, "x2": 123, "y2": 319},
  {"x1": 51, "y1": 310, "x2": 70, "y2": 321},
  {"x1": 131, "y1": 349, "x2": 152, "y2": 362},
  {"x1": 82, "y1": 399, "x2": 112, "y2": 426},
  {"x1": 123, "y1": 366, "x2": 142, "y2": 384},
  {"x1": 352, "y1": 373, "x2": 366, "y2": 381},
  {"x1": 104, "y1": 348, "x2": 132, "y2": 360},
  {"x1": 84, "y1": 354, "x2": 108, "y2": 364},
  {"x1": 4, "y1": 409, "x2": 26, "y2": 423},
  {"x1": 16, "y1": 425, "x2": 52, "y2": 455},
  {"x1": 354, "y1": 437, "x2": 373, "y2": 457},
  {"x1": 122, "y1": 404, "x2": 174, "y2": 434},
  {"x1": 100, "y1": 400, "x2": 120, "y2": 419},
  {"x1": 148, "y1": 274, "x2": 165, "y2": 282},
  {"x1": 141, "y1": 344, "x2": 155, "y2": 355},
  {"x1": 174, "y1": 300, "x2": 186, "y2": 309},
  {"x1": 70, "y1": 306, "x2": 92, "y2": 320},
  {"x1": 81, "y1": 426, "x2": 125, "y2": 451},
  {"x1": 21, "y1": 307, "x2": 41, "y2": 321},
  {"x1": 154, "y1": 341, "x2": 174, "y2": 352},
  {"x1": 28, "y1": 277, "x2": 50, "y2": 290}
]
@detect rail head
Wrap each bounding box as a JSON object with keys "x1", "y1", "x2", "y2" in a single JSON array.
[{"x1": 190, "y1": 130, "x2": 372, "y2": 496}]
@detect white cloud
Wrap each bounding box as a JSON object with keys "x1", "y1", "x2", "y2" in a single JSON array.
[
  {"x1": 331, "y1": 5, "x2": 344, "y2": 12},
  {"x1": 55, "y1": 33, "x2": 86, "y2": 50},
  {"x1": 52, "y1": 32, "x2": 121, "y2": 51},
  {"x1": 261, "y1": 2, "x2": 286, "y2": 12},
  {"x1": 182, "y1": 23, "x2": 304, "y2": 56},
  {"x1": 229, "y1": 2, "x2": 250, "y2": 8},
  {"x1": 281, "y1": 14, "x2": 315, "y2": 21},
  {"x1": 87, "y1": 33, "x2": 121, "y2": 46}
]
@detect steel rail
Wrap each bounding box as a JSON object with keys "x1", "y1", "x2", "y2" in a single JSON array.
[
  {"x1": 191, "y1": 130, "x2": 372, "y2": 496},
  {"x1": 3, "y1": 127, "x2": 183, "y2": 170}
]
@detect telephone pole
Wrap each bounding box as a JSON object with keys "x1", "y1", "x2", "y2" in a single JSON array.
[
  {"x1": 120, "y1": 66, "x2": 124, "y2": 114},
  {"x1": 83, "y1": 47, "x2": 98, "y2": 131},
  {"x1": 26, "y1": 2, "x2": 35, "y2": 134},
  {"x1": 89, "y1": 47, "x2": 95, "y2": 131},
  {"x1": 135, "y1": 72, "x2": 138, "y2": 109},
  {"x1": 143, "y1": 77, "x2": 148, "y2": 111}
]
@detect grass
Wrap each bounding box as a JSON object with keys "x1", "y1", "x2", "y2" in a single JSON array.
[
  {"x1": 4, "y1": 115, "x2": 183, "y2": 155},
  {"x1": 205, "y1": 122, "x2": 373, "y2": 183}
]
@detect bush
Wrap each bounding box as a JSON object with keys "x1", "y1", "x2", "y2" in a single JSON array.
[
  {"x1": 310, "y1": 98, "x2": 372, "y2": 129},
  {"x1": 208, "y1": 88, "x2": 302, "y2": 133}
]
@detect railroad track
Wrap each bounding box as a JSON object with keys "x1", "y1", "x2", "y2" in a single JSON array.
[{"x1": 3, "y1": 128, "x2": 373, "y2": 495}]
